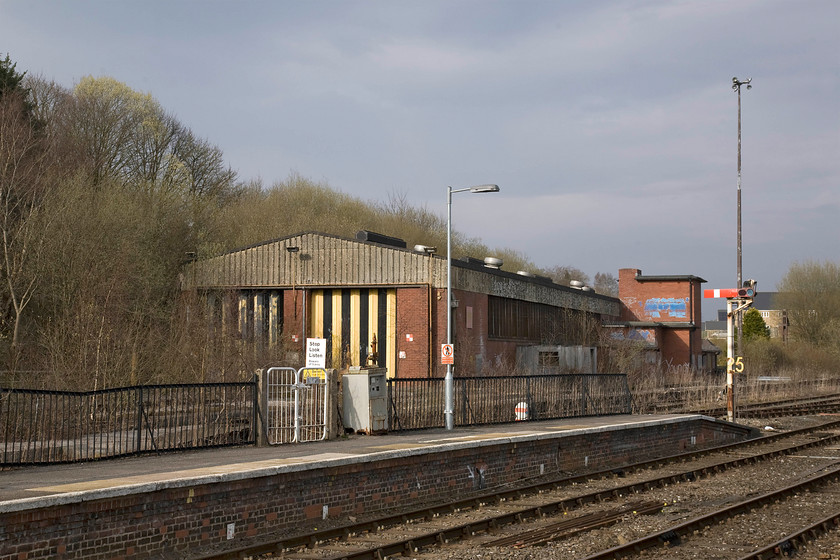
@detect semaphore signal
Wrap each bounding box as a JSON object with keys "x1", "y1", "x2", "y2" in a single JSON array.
[{"x1": 703, "y1": 280, "x2": 758, "y2": 422}]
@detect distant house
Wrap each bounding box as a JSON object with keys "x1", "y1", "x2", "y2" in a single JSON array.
[{"x1": 704, "y1": 292, "x2": 788, "y2": 342}]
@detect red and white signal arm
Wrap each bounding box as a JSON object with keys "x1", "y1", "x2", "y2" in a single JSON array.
[
  {"x1": 704, "y1": 287, "x2": 755, "y2": 299},
  {"x1": 704, "y1": 288, "x2": 740, "y2": 299},
  {"x1": 441, "y1": 344, "x2": 454, "y2": 365}
]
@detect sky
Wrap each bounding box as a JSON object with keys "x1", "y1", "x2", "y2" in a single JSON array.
[{"x1": 3, "y1": 0, "x2": 839, "y2": 320}]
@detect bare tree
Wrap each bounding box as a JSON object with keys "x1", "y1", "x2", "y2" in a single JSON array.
[
  {"x1": 0, "y1": 90, "x2": 52, "y2": 370},
  {"x1": 542, "y1": 265, "x2": 591, "y2": 287},
  {"x1": 777, "y1": 260, "x2": 840, "y2": 350},
  {"x1": 594, "y1": 271, "x2": 618, "y2": 296}
]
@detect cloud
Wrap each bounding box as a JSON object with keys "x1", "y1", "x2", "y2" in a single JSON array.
[{"x1": 3, "y1": 0, "x2": 837, "y2": 298}]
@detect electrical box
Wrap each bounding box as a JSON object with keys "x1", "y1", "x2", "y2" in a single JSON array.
[{"x1": 342, "y1": 368, "x2": 388, "y2": 433}]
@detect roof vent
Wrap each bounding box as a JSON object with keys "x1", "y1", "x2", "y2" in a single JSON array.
[
  {"x1": 356, "y1": 230, "x2": 406, "y2": 248},
  {"x1": 413, "y1": 244, "x2": 437, "y2": 254},
  {"x1": 569, "y1": 280, "x2": 585, "y2": 288},
  {"x1": 484, "y1": 257, "x2": 503, "y2": 269},
  {"x1": 517, "y1": 270, "x2": 535, "y2": 277}
]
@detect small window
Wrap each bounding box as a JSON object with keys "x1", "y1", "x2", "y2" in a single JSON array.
[{"x1": 539, "y1": 351, "x2": 560, "y2": 367}]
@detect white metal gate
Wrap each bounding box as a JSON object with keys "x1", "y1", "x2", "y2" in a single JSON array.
[{"x1": 265, "y1": 367, "x2": 329, "y2": 444}]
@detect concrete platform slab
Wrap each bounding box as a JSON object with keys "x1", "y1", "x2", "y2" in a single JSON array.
[{"x1": 2, "y1": 414, "x2": 723, "y2": 508}]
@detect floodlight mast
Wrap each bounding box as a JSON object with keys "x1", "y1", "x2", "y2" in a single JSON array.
[
  {"x1": 445, "y1": 184, "x2": 500, "y2": 430},
  {"x1": 732, "y1": 76, "x2": 752, "y2": 356}
]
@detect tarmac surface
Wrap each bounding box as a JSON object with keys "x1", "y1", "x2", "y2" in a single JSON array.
[{"x1": 0, "y1": 413, "x2": 700, "y2": 510}]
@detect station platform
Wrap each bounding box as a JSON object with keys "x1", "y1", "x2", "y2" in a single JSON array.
[{"x1": 0, "y1": 414, "x2": 755, "y2": 560}]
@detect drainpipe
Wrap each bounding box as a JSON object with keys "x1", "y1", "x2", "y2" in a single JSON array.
[
  {"x1": 428, "y1": 284, "x2": 434, "y2": 378},
  {"x1": 689, "y1": 280, "x2": 694, "y2": 370}
]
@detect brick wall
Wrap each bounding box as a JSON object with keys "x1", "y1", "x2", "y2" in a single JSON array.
[
  {"x1": 427, "y1": 288, "x2": 510, "y2": 378},
  {"x1": 0, "y1": 418, "x2": 752, "y2": 560},
  {"x1": 617, "y1": 268, "x2": 703, "y2": 368},
  {"x1": 282, "y1": 289, "x2": 303, "y2": 344},
  {"x1": 395, "y1": 287, "x2": 431, "y2": 378}
]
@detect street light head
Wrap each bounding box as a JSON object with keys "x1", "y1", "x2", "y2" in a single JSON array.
[
  {"x1": 746, "y1": 84, "x2": 752, "y2": 90},
  {"x1": 468, "y1": 184, "x2": 500, "y2": 193}
]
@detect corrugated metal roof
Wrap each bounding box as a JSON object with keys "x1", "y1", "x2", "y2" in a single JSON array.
[{"x1": 182, "y1": 231, "x2": 621, "y2": 316}]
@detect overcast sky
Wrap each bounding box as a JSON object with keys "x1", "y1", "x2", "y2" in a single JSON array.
[{"x1": 4, "y1": 0, "x2": 838, "y2": 319}]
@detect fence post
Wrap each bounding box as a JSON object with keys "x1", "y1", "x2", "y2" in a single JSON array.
[
  {"x1": 622, "y1": 374, "x2": 632, "y2": 414},
  {"x1": 135, "y1": 386, "x2": 143, "y2": 455},
  {"x1": 526, "y1": 376, "x2": 532, "y2": 421},
  {"x1": 582, "y1": 375, "x2": 589, "y2": 416},
  {"x1": 254, "y1": 370, "x2": 266, "y2": 446},
  {"x1": 459, "y1": 378, "x2": 465, "y2": 427}
]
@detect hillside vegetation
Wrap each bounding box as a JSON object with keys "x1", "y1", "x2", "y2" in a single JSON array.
[
  {"x1": 1, "y1": 61, "x2": 612, "y2": 388},
  {"x1": 2, "y1": 58, "x2": 836, "y2": 389}
]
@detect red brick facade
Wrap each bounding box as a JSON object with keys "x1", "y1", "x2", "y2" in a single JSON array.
[
  {"x1": 283, "y1": 289, "x2": 304, "y2": 347},
  {"x1": 395, "y1": 287, "x2": 432, "y2": 378},
  {"x1": 615, "y1": 268, "x2": 705, "y2": 370}
]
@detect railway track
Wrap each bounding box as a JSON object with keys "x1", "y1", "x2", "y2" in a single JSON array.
[
  {"x1": 196, "y1": 416, "x2": 840, "y2": 560},
  {"x1": 575, "y1": 464, "x2": 840, "y2": 560},
  {"x1": 648, "y1": 392, "x2": 840, "y2": 419}
]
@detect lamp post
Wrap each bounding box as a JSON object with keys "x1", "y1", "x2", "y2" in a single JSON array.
[
  {"x1": 445, "y1": 184, "x2": 499, "y2": 430},
  {"x1": 732, "y1": 76, "x2": 752, "y2": 359}
]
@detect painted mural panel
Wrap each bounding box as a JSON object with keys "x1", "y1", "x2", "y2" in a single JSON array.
[
  {"x1": 643, "y1": 297, "x2": 687, "y2": 319},
  {"x1": 610, "y1": 328, "x2": 657, "y2": 344}
]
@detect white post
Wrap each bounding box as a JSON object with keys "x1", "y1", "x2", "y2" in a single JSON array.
[{"x1": 726, "y1": 298, "x2": 736, "y2": 422}]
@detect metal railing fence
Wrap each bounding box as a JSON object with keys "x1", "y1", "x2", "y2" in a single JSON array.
[
  {"x1": 1, "y1": 381, "x2": 256, "y2": 465},
  {"x1": 3, "y1": 373, "x2": 632, "y2": 462},
  {"x1": 388, "y1": 374, "x2": 632, "y2": 431}
]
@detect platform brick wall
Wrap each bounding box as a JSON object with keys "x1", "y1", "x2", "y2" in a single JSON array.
[{"x1": 0, "y1": 418, "x2": 751, "y2": 560}]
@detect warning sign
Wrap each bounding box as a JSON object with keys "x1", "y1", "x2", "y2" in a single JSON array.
[
  {"x1": 306, "y1": 338, "x2": 327, "y2": 369},
  {"x1": 301, "y1": 368, "x2": 326, "y2": 381},
  {"x1": 441, "y1": 344, "x2": 454, "y2": 365}
]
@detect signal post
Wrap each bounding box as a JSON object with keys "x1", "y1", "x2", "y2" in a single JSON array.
[{"x1": 704, "y1": 280, "x2": 757, "y2": 422}]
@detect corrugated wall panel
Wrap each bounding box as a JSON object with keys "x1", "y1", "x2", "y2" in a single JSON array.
[
  {"x1": 386, "y1": 290, "x2": 397, "y2": 377},
  {"x1": 331, "y1": 290, "x2": 343, "y2": 366},
  {"x1": 350, "y1": 290, "x2": 361, "y2": 365},
  {"x1": 308, "y1": 288, "x2": 397, "y2": 374}
]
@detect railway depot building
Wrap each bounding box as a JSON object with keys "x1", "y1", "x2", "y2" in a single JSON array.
[{"x1": 182, "y1": 231, "x2": 621, "y2": 378}]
